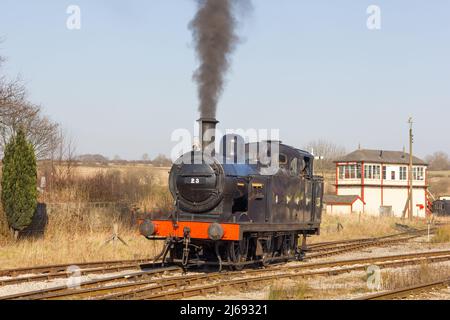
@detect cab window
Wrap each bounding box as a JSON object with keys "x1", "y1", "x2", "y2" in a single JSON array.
[
  {"x1": 301, "y1": 157, "x2": 311, "y2": 176},
  {"x1": 290, "y1": 158, "x2": 298, "y2": 176}
]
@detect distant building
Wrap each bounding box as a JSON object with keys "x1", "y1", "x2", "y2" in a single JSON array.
[
  {"x1": 331, "y1": 149, "x2": 430, "y2": 217},
  {"x1": 323, "y1": 195, "x2": 365, "y2": 215}
]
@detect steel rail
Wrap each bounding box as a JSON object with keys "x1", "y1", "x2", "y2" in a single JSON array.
[
  {"x1": 308, "y1": 228, "x2": 435, "y2": 251},
  {"x1": 355, "y1": 277, "x2": 450, "y2": 300},
  {"x1": 6, "y1": 250, "x2": 450, "y2": 300},
  {"x1": 138, "y1": 253, "x2": 450, "y2": 300},
  {"x1": 0, "y1": 266, "x2": 180, "y2": 300},
  {"x1": 0, "y1": 261, "x2": 159, "y2": 287},
  {"x1": 0, "y1": 258, "x2": 158, "y2": 278},
  {"x1": 96, "y1": 250, "x2": 450, "y2": 300},
  {"x1": 306, "y1": 235, "x2": 422, "y2": 259}
]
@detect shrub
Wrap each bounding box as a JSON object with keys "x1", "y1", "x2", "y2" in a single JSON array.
[
  {"x1": 1, "y1": 128, "x2": 38, "y2": 231},
  {"x1": 431, "y1": 225, "x2": 450, "y2": 243},
  {"x1": 268, "y1": 281, "x2": 310, "y2": 300}
]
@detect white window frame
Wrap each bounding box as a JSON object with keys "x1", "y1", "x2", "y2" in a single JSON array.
[
  {"x1": 364, "y1": 165, "x2": 380, "y2": 180},
  {"x1": 399, "y1": 167, "x2": 407, "y2": 180},
  {"x1": 339, "y1": 164, "x2": 360, "y2": 180},
  {"x1": 413, "y1": 167, "x2": 424, "y2": 181}
]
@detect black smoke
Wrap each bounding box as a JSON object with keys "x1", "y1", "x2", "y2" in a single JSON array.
[{"x1": 190, "y1": 0, "x2": 251, "y2": 119}]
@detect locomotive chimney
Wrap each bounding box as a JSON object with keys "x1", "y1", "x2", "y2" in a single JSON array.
[{"x1": 198, "y1": 118, "x2": 219, "y2": 156}]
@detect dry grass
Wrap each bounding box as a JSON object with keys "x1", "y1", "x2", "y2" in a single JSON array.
[
  {"x1": 311, "y1": 213, "x2": 426, "y2": 243},
  {"x1": 381, "y1": 262, "x2": 450, "y2": 290},
  {"x1": 0, "y1": 164, "x2": 172, "y2": 270},
  {"x1": 43, "y1": 166, "x2": 170, "y2": 204},
  {"x1": 0, "y1": 199, "x2": 165, "y2": 269},
  {"x1": 431, "y1": 225, "x2": 450, "y2": 243},
  {"x1": 428, "y1": 170, "x2": 450, "y2": 178},
  {"x1": 268, "y1": 280, "x2": 311, "y2": 300},
  {"x1": 70, "y1": 164, "x2": 169, "y2": 186},
  {"x1": 0, "y1": 227, "x2": 163, "y2": 270}
]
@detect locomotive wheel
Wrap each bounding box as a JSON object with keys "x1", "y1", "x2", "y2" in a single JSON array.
[
  {"x1": 282, "y1": 234, "x2": 295, "y2": 258},
  {"x1": 260, "y1": 238, "x2": 275, "y2": 267},
  {"x1": 227, "y1": 240, "x2": 248, "y2": 271}
]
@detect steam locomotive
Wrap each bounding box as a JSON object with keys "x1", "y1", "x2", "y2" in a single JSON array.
[{"x1": 139, "y1": 118, "x2": 323, "y2": 270}]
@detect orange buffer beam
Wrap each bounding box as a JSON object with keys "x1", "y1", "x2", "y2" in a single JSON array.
[{"x1": 151, "y1": 220, "x2": 240, "y2": 241}]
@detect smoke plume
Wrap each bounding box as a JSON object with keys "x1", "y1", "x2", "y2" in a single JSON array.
[{"x1": 190, "y1": 0, "x2": 250, "y2": 119}]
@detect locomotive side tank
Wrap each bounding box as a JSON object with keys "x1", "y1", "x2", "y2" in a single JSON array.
[{"x1": 139, "y1": 118, "x2": 323, "y2": 269}]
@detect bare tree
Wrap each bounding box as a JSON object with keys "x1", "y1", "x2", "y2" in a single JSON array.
[
  {"x1": 426, "y1": 151, "x2": 450, "y2": 171},
  {"x1": 0, "y1": 102, "x2": 60, "y2": 159},
  {"x1": 0, "y1": 50, "x2": 59, "y2": 159},
  {"x1": 76, "y1": 154, "x2": 109, "y2": 163},
  {"x1": 0, "y1": 47, "x2": 26, "y2": 118},
  {"x1": 38, "y1": 129, "x2": 78, "y2": 201},
  {"x1": 304, "y1": 139, "x2": 346, "y2": 172},
  {"x1": 53, "y1": 129, "x2": 77, "y2": 177},
  {"x1": 152, "y1": 154, "x2": 172, "y2": 167},
  {"x1": 142, "y1": 153, "x2": 150, "y2": 161}
]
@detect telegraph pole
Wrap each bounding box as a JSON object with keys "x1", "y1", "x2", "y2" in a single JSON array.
[{"x1": 408, "y1": 117, "x2": 414, "y2": 220}]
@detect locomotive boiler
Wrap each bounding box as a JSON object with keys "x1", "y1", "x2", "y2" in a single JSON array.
[{"x1": 139, "y1": 118, "x2": 323, "y2": 270}]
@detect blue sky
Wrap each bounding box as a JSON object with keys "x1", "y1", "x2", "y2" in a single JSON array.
[{"x1": 0, "y1": 0, "x2": 449, "y2": 159}]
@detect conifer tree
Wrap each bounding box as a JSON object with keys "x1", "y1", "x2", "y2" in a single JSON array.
[{"x1": 1, "y1": 128, "x2": 37, "y2": 231}]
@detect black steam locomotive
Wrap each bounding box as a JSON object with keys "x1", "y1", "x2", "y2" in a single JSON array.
[{"x1": 139, "y1": 118, "x2": 323, "y2": 270}]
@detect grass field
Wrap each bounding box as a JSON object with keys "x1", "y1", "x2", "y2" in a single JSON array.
[
  {"x1": 428, "y1": 170, "x2": 450, "y2": 196},
  {"x1": 0, "y1": 228, "x2": 164, "y2": 270},
  {"x1": 310, "y1": 213, "x2": 428, "y2": 243},
  {"x1": 71, "y1": 163, "x2": 170, "y2": 186}
]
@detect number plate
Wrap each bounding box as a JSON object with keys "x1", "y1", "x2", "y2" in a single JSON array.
[{"x1": 185, "y1": 177, "x2": 206, "y2": 185}]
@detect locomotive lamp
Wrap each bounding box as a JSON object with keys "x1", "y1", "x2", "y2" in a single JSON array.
[
  {"x1": 139, "y1": 220, "x2": 156, "y2": 238},
  {"x1": 208, "y1": 223, "x2": 224, "y2": 241}
]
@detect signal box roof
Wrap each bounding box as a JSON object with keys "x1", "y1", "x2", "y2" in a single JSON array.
[{"x1": 335, "y1": 149, "x2": 427, "y2": 166}]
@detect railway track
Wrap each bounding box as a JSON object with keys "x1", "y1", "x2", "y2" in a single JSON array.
[
  {"x1": 0, "y1": 226, "x2": 438, "y2": 300},
  {"x1": 0, "y1": 261, "x2": 164, "y2": 287},
  {"x1": 306, "y1": 228, "x2": 434, "y2": 259},
  {"x1": 4, "y1": 249, "x2": 450, "y2": 300},
  {"x1": 356, "y1": 277, "x2": 450, "y2": 300},
  {"x1": 0, "y1": 258, "x2": 158, "y2": 278},
  {"x1": 0, "y1": 265, "x2": 181, "y2": 300},
  {"x1": 102, "y1": 249, "x2": 450, "y2": 300},
  {"x1": 0, "y1": 259, "x2": 167, "y2": 287},
  {"x1": 0, "y1": 228, "x2": 434, "y2": 289}
]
